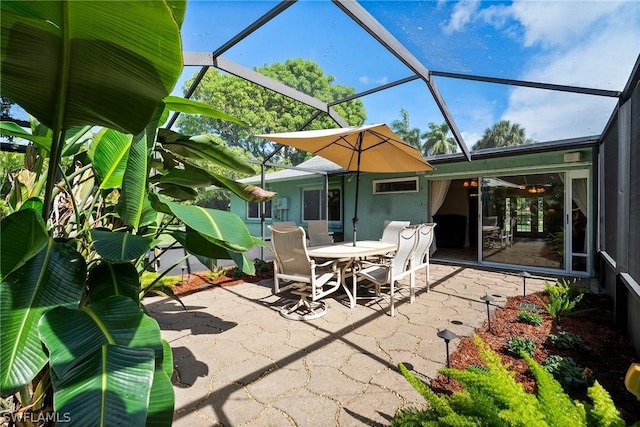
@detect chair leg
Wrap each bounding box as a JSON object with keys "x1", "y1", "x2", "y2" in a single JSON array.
[
  {"x1": 280, "y1": 295, "x2": 328, "y2": 321},
  {"x1": 390, "y1": 281, "x2": 395, "y2": 317},
  {"x1": 409, "y1": 271, "x2": 416, "y2": 303},
  {"x1": 426, "y1": 260, "x2": 430, "y2": 293}
]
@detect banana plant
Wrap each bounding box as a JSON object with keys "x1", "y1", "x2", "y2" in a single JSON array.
[{"x1": 1, "y1": 4, "x2": 276, "y2": 424}]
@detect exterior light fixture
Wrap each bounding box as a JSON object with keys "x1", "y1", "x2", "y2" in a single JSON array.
[
  {"x1": 520, "y1": 271, "x2": 532, "y2": 297},
  {"x1": 480, "y1": 294, "x2": 496, "y2": 333},
  {"x1": 181, "y1": 265, "x2": 186, "y2": 286},
  {"x1": 463, "y1": 179, "x2": 478, "y2": 188},
  {"x1": 436, "y1": 329, "x2": 458, "y2": 369}
]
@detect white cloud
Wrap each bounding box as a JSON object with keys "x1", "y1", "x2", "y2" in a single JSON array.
[
  {"x1": 498, "y1": 1, "x2": 640, "y2": 141},
  {"x1": 359, "y1": 75, "x2": 389, "y2": 86},
  {"x1": 442, "y1": 1, "x2": 481, "y2": 34},
  {"x1": 508, "y1": 1, "x2": 628, "y2": 48},
  {"x1": 504, "y1": 88, "x2": 618, "y2": 142}
]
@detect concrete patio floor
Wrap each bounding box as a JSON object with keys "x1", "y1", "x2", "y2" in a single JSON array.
[{"x1": 144, "y1": 263, "x2": 551, "y2": 427}]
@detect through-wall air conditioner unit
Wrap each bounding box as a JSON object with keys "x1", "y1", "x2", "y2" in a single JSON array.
[{"x1": 274, "y1": 197, "x2": 288, "y2": 210}]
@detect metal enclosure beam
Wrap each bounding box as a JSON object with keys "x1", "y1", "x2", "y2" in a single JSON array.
[
  {"x1": 430, "y1": 70, "x2": 621, "y2": 97},
  {"x1": 332, "y1": 0, "x2": 471, "y2": 160}
]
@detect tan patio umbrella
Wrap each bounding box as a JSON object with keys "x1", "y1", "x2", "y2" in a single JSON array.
[{"x1": 256, "y1": 124, "x2": 434, "y2": 245}]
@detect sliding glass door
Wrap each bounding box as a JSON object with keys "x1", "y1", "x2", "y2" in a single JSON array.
[{"x1": 480, "y1": 173, "x2": 565, "y2": 270}]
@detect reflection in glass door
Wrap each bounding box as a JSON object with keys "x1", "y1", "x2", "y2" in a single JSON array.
[
  {"x1": 481, "y1": 173, "x2": 565, "y2": 270},
  {"x1": 570, "y1": 172, "x2": 589, "y2": 273}
]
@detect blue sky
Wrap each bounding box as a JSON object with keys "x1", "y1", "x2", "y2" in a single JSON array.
[{"x1": 177, "y1": 0, "x2": 640, "y2": 150}]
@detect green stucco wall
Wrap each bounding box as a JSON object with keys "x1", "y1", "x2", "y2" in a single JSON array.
[{"x1": 232, "y1": 148, "x2": 593, "y2": 245}]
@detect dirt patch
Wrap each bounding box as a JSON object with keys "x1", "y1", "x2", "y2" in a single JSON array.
[{"x1": 430, "y1": 292, "x2": 639, "y2": 423}]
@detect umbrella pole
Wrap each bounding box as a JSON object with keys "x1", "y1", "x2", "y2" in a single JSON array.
[
  {"x1": 352, "y1": 134, "x2": 363, "y2": 246},
  {"x1": 353, "y1": 168, "x2": 359, "y2": 246}
]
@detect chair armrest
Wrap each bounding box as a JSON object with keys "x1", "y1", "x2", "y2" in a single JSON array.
[
  {"x1": 314, "y1": 258, "x2": 342, "y2": 272},
  {"x1": 357, "y1": 259, "x2": 391, "y2": 269}
]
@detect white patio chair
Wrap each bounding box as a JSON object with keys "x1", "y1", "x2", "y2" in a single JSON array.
[
  {"x1": 409, "y1": 223, "x2": 437, "y2": 301},
  {"x1": 269, "y1": 226, "x2": 341, "y2": 320},
  {"x1": 356, "y1": 225, "x2": 419, "y2": 317},
  {"x1": 271, "y1": 221, "x2": 297, "y2": 229},
  {"x1": 381, "y1": 220, "x2": 411, "y2": 243},
  {"x1": 307, "y1": 220, "x2": 334, "y2": 246}
]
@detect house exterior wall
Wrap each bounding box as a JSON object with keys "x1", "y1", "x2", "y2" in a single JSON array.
[{"x1": 232, "y1": 148, "x2": 593, "y2": 246}]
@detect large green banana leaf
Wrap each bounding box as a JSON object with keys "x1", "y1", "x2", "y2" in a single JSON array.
[
  {"x1": 172, "y1": 229, "x2": 255, "y2": 275},
  {"x1": 145, "y1": 340, "x2": 175, "y2": 426},
  {"x1": 151, "y1": 168, "x2": 214, "y2": 188},
  {"x1": 90, "y1": 229, "x2": 155, "y2": 262},
  {"x1": 88, "y1": 262, "x2": 141, "y2": 304},
  {"x1": 0, "y1": 238, "x2": 86, "y2": 395},
  {"x1": 153, "y1": 147, "x2": 275, "y2": 202},
  {"x1": 156, "y1": 183, "x2": 198, "y2": 201},
  {"x1": 117, "y1": 132, "x2": 157, "y2": 229},
  {"x1": 158, "y1": 129, "x2": 256, "y2": 175},
  {"x1": 88, "y1": 128, "x2": 133, "y2": 189},
  {"x1": 0, "y1": 121, "x2": 51, "y2": 150},
  {"x1": 39, "y1": 296, "x2": 171, "y2": 426},
  {"x1": 0, "y1": 1, "x2": 184, "y2": 136},
  {"x1": 163, "y1": 96, "x2": 248, "y2": 127},
  {"x1": 151, "y1": 193, "x2": 254, "y2": 252},
  {"x1": 52, "y1": 344, "x2": 155, "y2": 426},
  {"x1": 0, "y1": 209, "x2": 48, "y2": 280}
]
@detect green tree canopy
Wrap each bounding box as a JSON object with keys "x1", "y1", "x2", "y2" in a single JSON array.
[
  {"x1": 176, "y1": 58, "x2": 366, "y2": 165},
  {"x1": 473, "y1": 119, "x2": 534, "y2": 150},
  {"x1": 422, "y1": 121, "x2": 457, "y2": 156}
]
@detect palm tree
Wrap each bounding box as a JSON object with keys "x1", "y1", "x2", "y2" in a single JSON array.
[
  {"x1": 390, "y1": 109, "x2": 422, "y2": 149},
  {"x1": 473, "y1": 120, "x2": 534, "y2": 150},
  {"x1": 422, "y1": 121, "x2": 457, "y2": 156}
]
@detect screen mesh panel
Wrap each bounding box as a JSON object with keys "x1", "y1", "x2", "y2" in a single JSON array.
[
  {"x1": 602, "y1": 120, "x2": 618, "y2": 261},
  {"x1": 629, "y1": 81, "x2": 640, "y2": 279}
]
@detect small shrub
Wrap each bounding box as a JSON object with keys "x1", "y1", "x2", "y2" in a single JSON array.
[
  {"x1": 507, "y1": 336, "x2": 536, "y2": 357},
  {"x1": 543, "y1": 355, "x2": 591, "y2": 389},
  {"x1": 392, "y1": 335, "x2": 625, "y2": 426},
  {"x1": 518, "y1": 310, "x2": 543, "y2": 326},
  {"x1": 254, "y1": 258, "x2": 272, "y2": 273},
  {"x1": 207, "y1": 267, "x2": 227, "y2": 280},
  {"x1": 544, "y1": 278, "x2": 584, "y2": 321},
  {"x1": 547, "y1": 332, "x2": 588, "y2": 351}
]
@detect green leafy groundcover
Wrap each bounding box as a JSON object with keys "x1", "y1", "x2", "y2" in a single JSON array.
[{"x1": 392, "y1": 335, "x2": 629, "y2": 427}]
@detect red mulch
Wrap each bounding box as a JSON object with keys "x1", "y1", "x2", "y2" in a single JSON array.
[
  {"x1": 171, "y1": 266, "x2": 273, "y2": 297},
  {"x1": 430, "y1": 292, "x2": 639, "y2": 423},
  {"x1": 169, "y1": 264, "x2": 639, "y2": 422}
]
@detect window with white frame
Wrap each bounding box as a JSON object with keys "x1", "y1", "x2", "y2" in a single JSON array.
[
  {"x1": 372, "y1": 177, "x2": 419, "y2": 194},
  {"x1": 302, "y1": 188, "x2": 341, "y2": 221},
  {"x1": 247, "y1": 200, "x2": 272, "y2": 219}
]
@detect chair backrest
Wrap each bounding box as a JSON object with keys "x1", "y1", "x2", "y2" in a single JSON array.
[
  {"x1": 413, "y1": 223, "x2": 436, "y2": 265},
  {"x1": 272, "y1": 221, "x2": 297, "y2": 230},
  {"x1": 381, "y1": 220, "x2": 411, "y2": 243},
  {"x1": 307, "y1": 220, "x2": 333, "y2": 246},
  {"x1": 482, "y1": 216, "x2": 498, "y2": 227},
  {"x1": 390, "y1": 226, "x2": 419, "y2": 278},
  {"x1": 269, "y1": 226, "x2": 311, "y2": 277}
]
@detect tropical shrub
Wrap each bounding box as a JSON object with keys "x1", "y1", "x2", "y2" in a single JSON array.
[
  {"x1": 547, "y1": 332, "x2": 588, "y2": 351},
  {"x1": 543, "y1": 355, "x2": 590, "y2": 389},
  {"x1": 0, "y1": 2, "x2": 274, "y2": 425},
  {"x1": 507, "y1": 336, "x2": 536, "y2": 357},
  {"x1": 544, "y1": 278, "x2": 585, "y2": 325},
  {"x1": 391, "y1": 335, "x2": 626, "y2": 426},
  {"x1": 518, "y1": 310, "x2": 543, "y2": 326}
]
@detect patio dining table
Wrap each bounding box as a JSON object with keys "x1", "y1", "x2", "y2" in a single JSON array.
[{"x1": 306, "y1": 240, "x2": 398, "y2": 309}]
